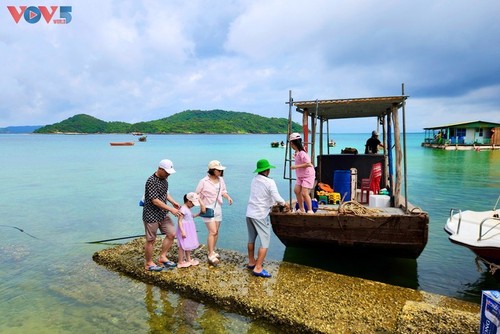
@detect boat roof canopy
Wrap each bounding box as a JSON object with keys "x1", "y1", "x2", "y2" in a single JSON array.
[
  {"x1": 293, "y1": 96, "x2": 407, "y2": 120},
  {"x1": 423, "y1": 120, "x2": 500, "y2": 130}
]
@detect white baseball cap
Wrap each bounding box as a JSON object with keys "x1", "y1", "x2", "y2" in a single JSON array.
[
  {"x1": 159, "y1": 159, "x2": 176, "y2": 174},
  {"x1": 289, "y1": 132, "x2": 301, "y2": 141},
  {"x1": 186, "y1": 192, "x2": 200, "y2": 206},
  {"x1": 208, "y1": 160, "x2": 226, "y2": 170}
]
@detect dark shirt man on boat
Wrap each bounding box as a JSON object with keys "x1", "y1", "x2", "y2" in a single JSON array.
[
  {"x1": 365, "y1": 131, "x2": 384, "y2": 154},
  {"x1": 142, "y1": 159, "x2": 182, "y2": 272}
]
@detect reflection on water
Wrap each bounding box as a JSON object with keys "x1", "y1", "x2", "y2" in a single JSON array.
[
  {"x1": 459, "y1": 261, "x2": 500, "y2": 301},
  {"x1": 283, "y1": 247, "x2": 419, "y2": 290},
  {"x1": 143, "y1": 284, "x2": 282, "y2": 334}
]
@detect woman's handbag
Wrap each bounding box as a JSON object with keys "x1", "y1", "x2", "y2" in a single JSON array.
[
  {"x1": 199, "y1": 184, "x2": 220, "y2": 218},
  {"x1": 199, "y1": 207, "x2": 214, "y2": 218}
]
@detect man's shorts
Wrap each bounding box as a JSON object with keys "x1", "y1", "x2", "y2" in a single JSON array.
[
  {"x1": 143, "y1": 216, "x2": 175, "y2": 242},
  {"x1": 246, "y1": 216, "x2": 271, "y2": 248}
]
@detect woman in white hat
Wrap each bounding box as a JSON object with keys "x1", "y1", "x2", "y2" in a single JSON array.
[
  {"x1": 196, "y1": 160, "x2": 233, "y2": 265},
  {"x1": 289, "y1": 133, "x2": 316, "y2": 214}
]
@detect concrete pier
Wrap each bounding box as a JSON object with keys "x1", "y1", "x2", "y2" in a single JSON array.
[{"x1": 93, "y1": 238, "x2": 480, "y2": 333}]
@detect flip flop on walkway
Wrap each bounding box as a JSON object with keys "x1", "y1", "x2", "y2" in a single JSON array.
[
  {"x1": 161, "y1": 260, "x2": 177, "y2": 268},
  {"x1": 146, "y1": 265, "x2": 163, "y2": 272},
  {"x1": 252, "y1": 269, "x2": 272, "y2": 278},
  {"x1": 246, "y1": 263, "x2": 264, "y2": 270}
]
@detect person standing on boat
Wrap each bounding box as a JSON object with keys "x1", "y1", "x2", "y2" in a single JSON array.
[
  {"x1": 365, "y1": 130, "x2": 384, "y2": 154},
  {"x1": 289, "y1": 133, "x2": 316, "y2": 214},
  {"x1": 246, "y1": 159, "x2": 289, "y2": 278},
  {"x1": 196, "y1": 160, "x2": 233, "y2": 265},
  {"x1": 142, "y1": 159, "x2": 182, "y2": 272}
]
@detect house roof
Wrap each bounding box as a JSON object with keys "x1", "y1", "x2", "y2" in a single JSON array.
[
  {"x1": 423, "y1": 120, "x2": 500, "y2": 130},
  {"x1": 293, "y1": 96, "x2": 407, "y2": 120}
]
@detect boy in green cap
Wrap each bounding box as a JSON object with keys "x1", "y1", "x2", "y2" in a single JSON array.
[{"x1": 245, "y1": 159, "x2": 289, "y2": 278}]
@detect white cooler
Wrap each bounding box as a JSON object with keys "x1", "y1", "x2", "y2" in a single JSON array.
[{"x1": 368, "y1": 194, "x2": 390, "y2": 208}]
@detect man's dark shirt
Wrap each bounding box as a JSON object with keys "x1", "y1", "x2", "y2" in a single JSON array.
[{"x1": 142, "y1": 173, "x2": 168, "y2": 223}]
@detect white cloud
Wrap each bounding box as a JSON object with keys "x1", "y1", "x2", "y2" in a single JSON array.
[{"x1": 0, "y1": 0, "x2": 499, "y2": 131}]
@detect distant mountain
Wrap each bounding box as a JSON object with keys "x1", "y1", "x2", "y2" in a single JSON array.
[
  {"x1": 34, "y1": 110, "x2": 301, "y2": 134},
  {"x1": 0, "y1": 125, "x2": 43, "y2": 134}
]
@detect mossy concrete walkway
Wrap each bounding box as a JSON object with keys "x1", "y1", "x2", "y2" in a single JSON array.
[{"x1": 93, "y1": 238, "x2": 480, "y2": 333}]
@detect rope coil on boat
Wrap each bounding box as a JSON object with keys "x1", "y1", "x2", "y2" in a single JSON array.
[
  {"x1": 410, "y1": 207, "x2": 426, "y2": 215},
  {"x1": 339, "y1": 201, "x2": 382, "y2": 216}
]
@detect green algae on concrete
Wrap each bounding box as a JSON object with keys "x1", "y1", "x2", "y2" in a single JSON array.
[{"x1": 92, "y1": 238, "x2": 480, "y2": 333}]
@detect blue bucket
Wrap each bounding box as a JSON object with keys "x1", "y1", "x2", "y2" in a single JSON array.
[{"x1": 334, "y1": 170, "x2": 351, "y2": 201}]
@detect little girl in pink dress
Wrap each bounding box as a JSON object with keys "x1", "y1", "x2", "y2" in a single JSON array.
[{"x1": 176, "y1": 192, "x2": 204, "y2": 268}]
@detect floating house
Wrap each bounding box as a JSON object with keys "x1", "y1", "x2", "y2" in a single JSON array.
[{"x1": 422, "y1": 120, "x2": 500, "y2": 150}]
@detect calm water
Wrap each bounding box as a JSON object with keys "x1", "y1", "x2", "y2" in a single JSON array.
[{"x1": 1, "y1": 133, "x2": 499, "y2": 333}]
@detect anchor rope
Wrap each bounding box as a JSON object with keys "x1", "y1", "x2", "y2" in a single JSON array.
[
  {"x1": 0, "y1": 224, "x2": 150, "y2": 244},
  {"x1": 475, "y1": 256, "x2": 500, "y2": 275}
]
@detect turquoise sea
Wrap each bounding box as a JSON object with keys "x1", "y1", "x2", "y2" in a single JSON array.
[{"x1": 1, "y1": 133, "x2": 499, "y2": 333}]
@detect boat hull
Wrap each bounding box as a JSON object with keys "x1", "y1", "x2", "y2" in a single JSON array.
[
  {"x1": 270, "y1": 210, "x2": 429, "y2": 259},
  {"x1": 444, "y1": 209, "x2": 500, "y2": 265},
  {"x1": 110, "y1": 142, "x2": 135, "y2": 146}
]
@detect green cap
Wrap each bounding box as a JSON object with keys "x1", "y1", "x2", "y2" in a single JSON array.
[{"x1": 254, "y1": 159, "x2": 276, "y2": 173}]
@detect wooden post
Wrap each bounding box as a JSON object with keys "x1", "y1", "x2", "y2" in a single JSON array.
[
  {"x1": 302, "y1": 108, "x2": 309, "y2": 152},
  {"x1": 391, "y1": 103, "x2": 402, "y2": 207}
]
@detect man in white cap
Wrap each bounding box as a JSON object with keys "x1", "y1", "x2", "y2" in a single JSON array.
[
  {"x1": 142, "y1": 159, "x2": 182, "y2": 271},
  {"x1": 365, "y1": 130, "x2": 384, "y2": 154}
]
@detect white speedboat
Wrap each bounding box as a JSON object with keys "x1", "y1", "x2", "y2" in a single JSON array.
[{"x1": 444, "y1": 196, "x2": 500, "y2": 271}]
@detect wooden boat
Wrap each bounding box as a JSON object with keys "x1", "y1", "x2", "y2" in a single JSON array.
[
  {"x1": 444, "y1": 196, "x2": 500, "y2": 271},
  {"x1": 110, "y1": 142, "x2": 135, "y2": 146},
  {"x1": 270, "y1": 87, "x2": 429, "y2": 259}
]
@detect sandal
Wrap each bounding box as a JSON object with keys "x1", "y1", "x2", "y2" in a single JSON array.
[
  {"x1": 146, "y1": 265, "x2": 163, "y2": 272},
  {"x1": 252, "y1": 269, "x2": 272, "y2": 278},
  {"x1": 161, "y1": 260, "x2": 177, "y2": 268},
  {"x1": 208, "y1": 254, "x2": 219, "y2": 265}
]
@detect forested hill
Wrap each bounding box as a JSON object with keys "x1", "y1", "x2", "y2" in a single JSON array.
[{"x1": 34, "y1": 110, "x2": 301, "y2": 134}]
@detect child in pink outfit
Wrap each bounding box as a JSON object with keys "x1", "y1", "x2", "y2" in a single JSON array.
[
  {"x1": 289, "y1": 133, "x2": 316, "y2": 214},
  {"x1": 176, "y1": 192, "x2": 204, "y2": 268}
]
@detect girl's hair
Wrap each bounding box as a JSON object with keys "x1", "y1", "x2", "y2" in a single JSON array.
[
  {"x1": 183, "y1": 194, "x2": 189, "y2": 203},
  {"x1": 291, "y1": 139, "x2": 305, "y2": 152},
  {"x1": 208, "y1": 169, "x2": 224, "y2": 177}
]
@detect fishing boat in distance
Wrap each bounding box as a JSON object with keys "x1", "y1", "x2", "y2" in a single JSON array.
[
  {"x1": 444, "y1": 196, "x2": 500, "y2": 273},
  {"x1": 138, "y1": 136, "x2": 147, "y2": 142},
  {"x1": 270, "y1": 86, "x2": 429, "y2": 259},
  {"x1": 110, "y1": 142, "x2": 135, "y2": 146}
]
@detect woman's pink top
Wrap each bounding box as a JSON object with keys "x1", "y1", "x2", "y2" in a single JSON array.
[{"x1": 294, "y1": 150, "x2": 315, "y2": 179}]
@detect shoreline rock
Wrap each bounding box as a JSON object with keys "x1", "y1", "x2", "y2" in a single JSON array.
[{"x1": 93, "y1": 238, "x2": 480, "y2": 333}]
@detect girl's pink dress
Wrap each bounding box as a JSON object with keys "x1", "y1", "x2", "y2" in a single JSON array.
[{"x1": 176, "y1": 206, "x2": 200, "y2": 251}]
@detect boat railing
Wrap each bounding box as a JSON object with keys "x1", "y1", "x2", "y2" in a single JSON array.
[
  {"x1": 449, "y1": 208, "x2": 463, "y2": 234},
  {"x1": 478, "y1": 217, "x2": 500, "y2": 241}
]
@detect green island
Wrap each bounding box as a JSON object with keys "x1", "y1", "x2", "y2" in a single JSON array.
[{"x1": 33, "y1": 109, "x2": 301, "y2": 134}]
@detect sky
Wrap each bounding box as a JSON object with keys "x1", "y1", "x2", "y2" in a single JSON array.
[{"x1": 1, "y1": 0, "x2": 499, "y2": 132}]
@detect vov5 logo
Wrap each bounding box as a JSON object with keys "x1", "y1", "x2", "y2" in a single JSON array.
[{"x1": 7, "y1": 6, "x2": 72, "y2": 24}]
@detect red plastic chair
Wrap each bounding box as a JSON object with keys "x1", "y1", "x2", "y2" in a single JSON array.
[{"x1": 360, "y1": 162, "x2": 382, "y2": 203}]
